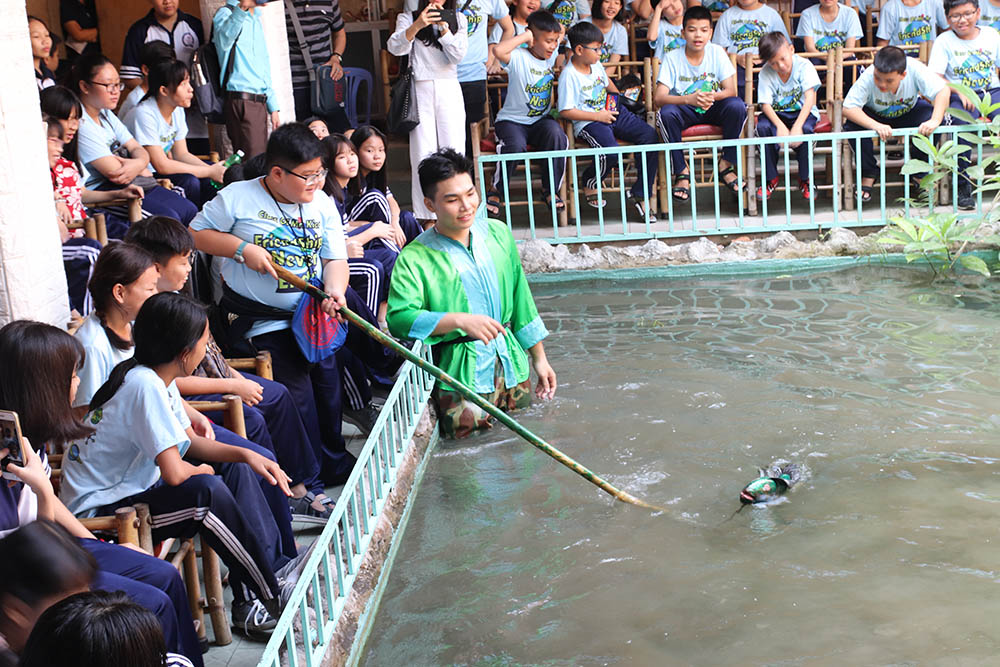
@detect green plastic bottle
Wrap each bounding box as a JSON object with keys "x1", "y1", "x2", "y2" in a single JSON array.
[{"x1": 210, "y1": 150, "x2": 245, "y2": 189}]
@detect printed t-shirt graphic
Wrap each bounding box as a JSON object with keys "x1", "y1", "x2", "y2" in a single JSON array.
[
  {"x1": 758, "y1": 54, "x2": 821, "y2": 118},
  {"x1": 497, "y1": 48, "x2": 558, "y2": 124},
  {"x1": 713, "y1": 6, "x2": 788, "y2": 54},
  {"x1": 928, "y1": 27, "x2": 1000, "y2": 91},
  {"x1": 876, "y1": 0, "x2": 947, "y2": 46},
  {"x1": 657, "y1": 42, "x2": 736, "y2": 95},
  {"x1": 843, "y1": 56, "x2": 945, "y2": 118},
  {"x1": 795, "y1": 4, "x2": 864, "y2": 51},
  {"x1": 651, "y1": 21, "x2": 685, "y2": 62}
]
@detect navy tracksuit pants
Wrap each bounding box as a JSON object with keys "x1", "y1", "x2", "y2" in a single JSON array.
[
  {"x1": 755, "y1": 111, "x2": 818, "y2": 183},
  {"x1": 843, "y1": 99, "x2": 935, "y2": 179},
  {"x1": 657, "y1": 97, "x2": 748, "y2": 176},
  {"x1": 577, "y1": 106, "x2": 659, "y2": 199},
  {"x1": 86, "y1": 538, "x2": 203, "y2": 667},
  {"x1": 493, "y1": 117, "x2": 568, "y2": 198},
  {"x1": 167, "y1": 172, "x2": 217, "y2": 210},
  {"x1": 63, "y1": 238, "x2": 101, "y2": 315},
  {"x1": 187, "y1": 372, "x2": 324, "y2": 496}
]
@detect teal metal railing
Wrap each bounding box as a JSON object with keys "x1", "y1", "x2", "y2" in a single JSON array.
[
  {"x1": 256, "y1": 341, "x2": 434, "y2": 667},
  {"x1": 476, "y1": 123, "x2": 992, "y2": 244}
]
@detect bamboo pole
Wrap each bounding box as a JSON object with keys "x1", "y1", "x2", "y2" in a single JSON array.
[{"x1": 271, "y1": 263, "x2": 666, "y2": 512}]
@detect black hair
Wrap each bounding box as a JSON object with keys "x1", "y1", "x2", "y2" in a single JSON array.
[
  {"x1": 44, "y1": 115, "x2": 64, "y2": 140},
  {"x1": 683, "y1": 5, "x2": 713, "y2": 27},
  {"x1": 350, "y1": 125, "x2": 388, "y2": 193},
  {"x1": 527, "y1": 9, "x2": 562, "y2": 33},
  {"x1": 418, "y1": 148, "x2": 474, "y2": 200},
  {"x1": 322, "y1": 134, "x2": 361, "y2": 203},
  {"x1": 0, "y1": 520, "x2": 96, "y2": 626},
  {"x1": 20, "y1": 590, "x2": 168, "y2": 667},
  {"x1": 264, "y1": 122, "x2": 327, "y2": 173},
  {"x1": 69, "y1": 52, "x2": 114, "y2": 98},
  {"x1": 87, "y1": 243, "x2": 157, "y2": 351},
  {"x1": 414, "y1": 0, "x2": 459, "y2": 50},
  {"x1": 124, "y1": 216, "x2": 195, "y2": 265},
  {"x1": 568, "y1": 21, "x2": 604, "y2": 48},
  {"x1": 944, "y1": 0, "x2": 978, "y2": 14},
  {"x1": 757, "y1": 31, "x2": 788, "y2": 63},
  {"x1": 26, "y1": 15, "x2": 50, "y2": 31},
  {"x1": 873, "y1": 45, "x2": 907, "y2": 74},
  {"x1": 142, "y1": 58, "x2": 189, "y2": 104},
  {"x1": 139, "y1": 40, "x2": 176, "y2": 72},
  {"x1": 0, "y1": 322, "x2": 93, "y2": 447},
  {"x1": 591, "y1": 0, "x2": 624, "y2": 22},
  {"x1": 39, "y1": 86, "x2": 83, "y2": 163},
  {"x1": 302, "y1": 116, "x2": 328, "y2": 129},
  {"x1": 223, "y1": 151, "x2": 267, "y2": 185},
  {"x1": 90, "y1": 292, "x2": 207, "y2": 412}
]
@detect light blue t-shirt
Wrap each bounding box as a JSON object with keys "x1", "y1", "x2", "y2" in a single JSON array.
[
  {"x1": 456, "y1": 0, "x2": 510, "y2": 82},
  {"x1": 496, "y1": 47, "x2": 558, "y2": 124},
  {"x1": 650, "y1": 20, "x2": 685, "y2": 62},
  {"x1": 758, "y1": 54, "x2": 821, "y2": 119},
  {"x1": 980, "y1": 2, "x2": 1000, "y2": 30},
  {"x1": 876, "y1": 0, "x2": 948, "y2": 45},
  {"x1": 547, "y1": 0, "x2": 593, "y2": 29},
  {"x1": 712, "y1": 5, "x2": 788, "y2": 54},
  {"x1": 558, "y1": 62, "x2": 610, "y2": 135},
  {"x1": 928, "y1": 26, "x2": 1000, "y2": 91},
  {"x1": 703, "y1": 0, "x2": 730, "y2": 11},
  {"x1": 73, "y1": 312, "x2": 135, "y2": 409},
  {"x1": 61, "y1": 365, "x2": 192, "y2": 517},
  {"x1": 189, "y1": 178, "x2": 349, "y2": 338},
  {"x1": 844, "y1": 56, "x2": 946, "y2": 116},
  {"x1": 489, "y1": 19, "x2": 526, "y2": 44},
  {"x1": 117, "y1": 85, "x2": 146, "y2": 127},
  {"x1": 596, "y1": 20, "x2": 629, "y2": 63},
  {"x1": 127, "y1": 97, "x2": 188, "y2": 158},
  {"x1": 796, "y1": 4, "x2": 864, "y2": 51},
  {"x1": 77, "y1": 109, "x2": 136, "y2": 189},
  {"x1": 657, "y1": 43, "x2": 737, "y2": 95}
]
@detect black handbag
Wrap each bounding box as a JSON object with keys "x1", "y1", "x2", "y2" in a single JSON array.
[
  {"x1": 387, "y1": 65, "x2": 419, "y2": 134},
  {"x1": 285, "y1": 0, "x2": 345, "y2": 117}
]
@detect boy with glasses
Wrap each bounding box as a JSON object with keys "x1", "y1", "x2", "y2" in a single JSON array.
[{"x1": 929, "y1": 0, "x2": 1000, "y2": 208}]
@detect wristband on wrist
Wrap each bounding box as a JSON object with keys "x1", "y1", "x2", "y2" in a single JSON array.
[{"x1": 233, "y1": 240, "x2": 249, "y2": 263}]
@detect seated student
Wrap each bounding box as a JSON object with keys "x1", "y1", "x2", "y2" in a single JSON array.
[
  {"x1": 488, "y1": 10, "x2": 568, "y2": 215},
  {"x1": 547, "y1": 0, "x2": 592, "y2": 31},
  {"x1": 70, "y1": 53, "x2": 197, "y2": 227},
  {"x1": 558, "y1": 21, "x2": 659, "y2": 217},
  {"x1": 0, "y1": 323, "x2": 203, "y2": 665},
  {"x1": 842, "y1": 45, "x2": 949, "y2": 202},
  {"x1": 127, "y1": 59, "x2": 227, "y2": 209},
  {"x1": 929, "y1": 0, "x2": 1000, "y2": 209},
  {"x1": 45, "y1": 117, "x2": 102, "y2": 317},
  {"x1": 654, "y1": 6, "x2": 748, "y2": 201},
  {"x1": 60, "y1": 292, "x2": 305, "y2": 638},
  {"x1": 189, "y1": 124, "x2": 361, "y2": 486},
  {"x1": 21, "y1": 590, "x2": 193, "y2": 667},
  {"x1": 646, "y1": 0, "x2": 687, "y2": 63},
  {"x1": 118, "y1": 40, "x2": 175, "y2": 125},
  {"x1": 980, "y1": 0, "x2": 1000, "y2": 28},
  {"x1": 28, "y1": 16, "x2": 56, "y2": 90},
  {"x1": 42, "y1": 86, "x2": 145, "y2": 241},
  {"x1": 754, "y1": 31, "x2": 821, "y2": 200},
  {"x1": 876, "y1": 0, "x2": 948, "y2": 45},
  {"x1": 690, "y1": 0, "x2": 733, "y2": 12},
  {"x1": 711, "y1": 0, "x2": 788, "y2": 94},
  {"x1": 304, "y1": 116, "x2": 330, "y2": 140},
  {"x1": 796, "y1": 0, "x2": 863, "y2": 52},
  {"x1": 351, "y1": 125, "x2": 424, "y2": 243},
  {"x1": 387, "y1": 149, "x2": 557, "y2": 439},
  {"x1": 123, "y1": 217, "x2": 333, "y2": 524},
  {"x1": 589, "y1": 0, "x2": 629, "y2": 68}
]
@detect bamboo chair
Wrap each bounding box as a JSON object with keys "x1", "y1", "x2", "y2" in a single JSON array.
[
  {"x1": 743, "y1": 49, "x2": 838, "y2": 214},
  {"x1": 67, "y1": 215, "x2": 108, "y2": 246}
]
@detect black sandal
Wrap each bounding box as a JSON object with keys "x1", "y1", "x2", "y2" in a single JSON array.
[
  {"x1": 485, "y1": 190, "x2": 502, "y2": 216},
  {"x1": 860, "y1": 185, "x2": 872, "y2": 202},
  {"x1": 719, "y1": 166, "x2": 743, "y2": 196},
  {"x1": 673, "y1": 173, "x2": 691, "y2": 201},
  {"x1": 544, "y1": 193, "x2": 565, "y2": 211}
]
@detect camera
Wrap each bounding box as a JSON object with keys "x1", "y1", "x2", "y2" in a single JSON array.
[{"x1": 0, "y1": 410, "x2": 24, "y2": 481}]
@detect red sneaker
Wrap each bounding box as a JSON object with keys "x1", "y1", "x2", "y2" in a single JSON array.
[
  {"x1": 799, "y1": 180, "x2": 814, "y2": 200},
  {"x1": 756, "y1": 177, "x2": 778, "y2": 201}
]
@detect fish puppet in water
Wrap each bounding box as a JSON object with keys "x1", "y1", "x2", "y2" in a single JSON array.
[{"x1": 739, "y1": 463, "x2": 802, "y2": 505}]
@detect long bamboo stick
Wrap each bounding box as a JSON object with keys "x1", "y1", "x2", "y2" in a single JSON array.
[{"x1": 270, "y1": 263, "x2": 665, "y2": 512}]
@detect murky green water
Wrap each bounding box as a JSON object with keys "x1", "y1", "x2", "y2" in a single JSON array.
[{"x1": 361, "y1": 267, "x2": 1000, "y2": 666}]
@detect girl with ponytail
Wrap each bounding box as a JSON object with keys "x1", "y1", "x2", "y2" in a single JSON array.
[{"x1": 61, "y1": 292, "x2": 302, "y2": 636}]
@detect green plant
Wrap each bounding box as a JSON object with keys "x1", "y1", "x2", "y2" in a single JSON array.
[{"x1": 878, "y1": 83, "x2": 1000, "y2": 278}]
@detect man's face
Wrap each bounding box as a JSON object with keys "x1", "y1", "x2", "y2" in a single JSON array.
[
  {"x1": 271, "y1": 157, "x2": 326, "y2": 204},
  {"x1": 873, "y1": 68, "x2": 905, "y2": 94},
  {"x1": 426, "y1": 173, "x2": 480, "y2": 235},
  {"x1": 947, "y1": 2, "x2": 980, "y2": 37},
  {"x1": 683, "y1": 19, "x2": 712, "y2": 49}
]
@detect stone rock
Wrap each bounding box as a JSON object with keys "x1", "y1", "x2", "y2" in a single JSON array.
[
  {"x1": 825, "y1": 227, "x2": 861, "y2": 254},
  {"x1": 774, "y1": 239, "x2": 833, "y2": 259},
  {"x1": 720, "y1": 240, "x2": 758, "y2": 262},
  {"x1": 607, "y1": 239, "x2": 683, "y2": 267},
  {"x1": 518, "y1": 239, "x2": 556, "y2": 273},
  {"x1": 684, "y1": 237, "x2": 722, "y2": 262},
  {"x1": 756, "y1": 230, "x2": 797, "y2": 254}
]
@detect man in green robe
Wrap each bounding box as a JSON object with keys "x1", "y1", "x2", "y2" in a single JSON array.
[{"x1": 387, "y1": 149, "x2": 557, "y2": 438}]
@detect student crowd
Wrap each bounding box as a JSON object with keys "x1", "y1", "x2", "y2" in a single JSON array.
[{"x1": 6, "y1": 0, "x2": 997, "y2": 662}]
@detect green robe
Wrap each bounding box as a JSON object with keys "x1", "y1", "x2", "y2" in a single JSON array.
[{"x1": 386, "y1": 210, "x2": 548, "y2": 393}]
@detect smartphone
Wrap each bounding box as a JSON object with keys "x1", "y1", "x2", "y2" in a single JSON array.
[
  {"x1": 412, "y1": 8, "x2": 459, "y2": 33},
  {"x1": 0, "y1": 410, "x2": 24, "y2": 481},
  {"x1": 605, "y1": 92, "x2": 619, "y2": 113}
]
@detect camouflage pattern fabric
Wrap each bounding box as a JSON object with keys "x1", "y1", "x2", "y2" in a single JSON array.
[{"x1": 435, "y1": 361, "x2": 531, "y2": 439}]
